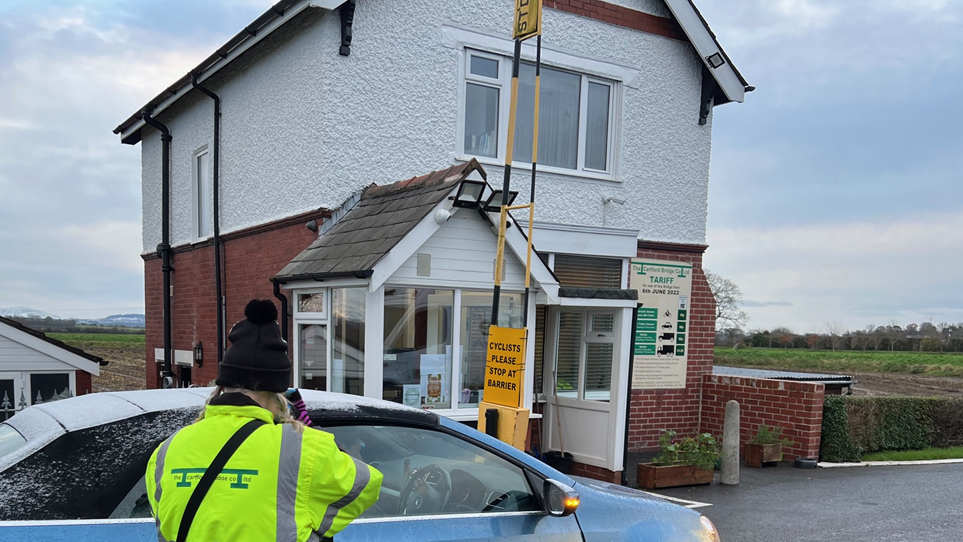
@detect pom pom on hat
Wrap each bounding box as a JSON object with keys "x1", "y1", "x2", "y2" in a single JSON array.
[{"x1": 244, "y1": 299, "x2": 278, "y2": 325}]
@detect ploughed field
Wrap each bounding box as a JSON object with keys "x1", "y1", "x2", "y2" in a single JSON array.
[
  {"x1": 715, "y1": 347, "x2": 963, "y2": 397},
  {"x1": 49, "y1": 333, "x2": 146, "y2": 392}
]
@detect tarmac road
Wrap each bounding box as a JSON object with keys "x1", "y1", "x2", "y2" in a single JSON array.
[{"x1": 651, "y1": 462, "x2": 963, "y2": 542}]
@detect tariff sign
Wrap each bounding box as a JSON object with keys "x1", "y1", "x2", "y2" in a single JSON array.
[
  {"x1": 483, "y1": 326, "x2": 527, "y2": 408},
  {"x1": 513, "y1": 0, "x2": 541, "y2": 41}
]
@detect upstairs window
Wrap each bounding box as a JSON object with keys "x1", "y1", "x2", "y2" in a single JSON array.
[
  {"x1": 461, "y1": 49, "x2": 618, "y2": 178},
  {"x1": 193, "y1": 149, "x2": 212, "y2": 240}
]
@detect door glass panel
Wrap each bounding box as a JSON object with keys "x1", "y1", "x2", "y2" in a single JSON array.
[
  {"x1": 555, "y1": 311, "x2": 582, "y2": 399},
  {"x1": 327, "y1": 424, "x2": 539, "y2": 518},
  {"x1": 299, "y1": 324, "x2": 327, "y2": 390},
  {"x1": 332, "y1": 288, "x2": 365, "y2": 396},
  {"x1": 590, "y1": 314, "x2": 614, "y2": 334},
  {"x1": 583, "y1": 343, "x2": 613, "y2": 402},
  {"x1": 29, "y1": 373, "x2": 69, "y2": 404},
  {"x1": 383, "y1": 288, "x2": 454, "y2": 409},
  {"x1": 459, "y1": 291, "x2": 523, "y2": 408}
]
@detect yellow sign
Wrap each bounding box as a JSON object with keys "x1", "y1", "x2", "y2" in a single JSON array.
[
  {"x1": 513, "y1": 0, "x2": 541, "y2": 41},
  {"x1": 482, "y1": 325, "x2": 527, "y2": 408}
]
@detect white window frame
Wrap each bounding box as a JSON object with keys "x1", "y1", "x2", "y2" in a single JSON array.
[
  {"x1": 458, "y1": 48, "x2": 621, "y2": 182},
  {"x1": 191, "y1": 145, "x2": 213, "y2": 243},
  {"x1": 291, "y1": 284, "x2": 535, "y2": 420},
  {"x1": 552, "y1": 308, "x2": 618, "y2": 402}
]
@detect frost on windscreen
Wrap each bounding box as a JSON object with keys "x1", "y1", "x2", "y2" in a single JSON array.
[{"x1": 0, "y1": 407, "x2": 200, "y2": 521}]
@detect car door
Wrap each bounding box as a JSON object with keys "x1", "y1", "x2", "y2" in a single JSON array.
[{"x1": 325, "y1": 423, "x2": 582, "y2": 542}]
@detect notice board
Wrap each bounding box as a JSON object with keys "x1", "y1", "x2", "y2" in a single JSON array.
[
  {"x1": 628, "y1": 259, "x2": 693, "y2": 389},
  {"x1": 482, "y1": 326, "x2": 527, "y2": 408}
]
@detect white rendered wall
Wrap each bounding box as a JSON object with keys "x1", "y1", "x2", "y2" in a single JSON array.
[{"x1": 140, "y1": 0, "x2": 713, "y2": 253}]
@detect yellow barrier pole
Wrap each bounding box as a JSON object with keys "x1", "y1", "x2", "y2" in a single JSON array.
[{"x1": 491, "y1": 37, "x2": 523, "y2": 327}]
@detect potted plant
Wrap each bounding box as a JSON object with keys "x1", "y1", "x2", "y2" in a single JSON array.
[
  {"x1": 744, "y1": 424, "x2": 791, "y2": 468},
  {"x1": 637, "y1": 431, "x2": 719, "y2": 489}
]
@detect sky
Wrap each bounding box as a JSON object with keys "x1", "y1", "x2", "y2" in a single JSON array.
[{"x1": 0, "y1": 0, "x2": 960, "y2": 331}]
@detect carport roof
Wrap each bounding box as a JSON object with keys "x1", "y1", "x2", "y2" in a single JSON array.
[
  {"x1": 0, "y1": 316, "x2": 107, "y2": 367},
  {"x1": 713, "y1": 366, "x2": 855, "y2": 384}
]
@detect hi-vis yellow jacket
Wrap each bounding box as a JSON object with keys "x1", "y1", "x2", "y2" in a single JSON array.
[{"x1": 146, "y1": 403, "x2": 383, "y2": 542}]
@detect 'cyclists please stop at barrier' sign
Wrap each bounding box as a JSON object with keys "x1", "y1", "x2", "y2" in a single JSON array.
[{"x1": 483, "y1": 325, "x2": 528, "y2": 408}]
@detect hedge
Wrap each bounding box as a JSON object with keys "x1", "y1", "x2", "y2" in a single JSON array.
[{"x1": 820, "y1": 396, "x2": 963, "y2": 462}]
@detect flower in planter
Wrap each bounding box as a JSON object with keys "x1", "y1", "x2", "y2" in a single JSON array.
[
  {"x1": 653, "y1": 430, "x2": 720, "y2": 471},
  {"x1": 749, "y1": 424, "x2": 792, "y2": 446}
]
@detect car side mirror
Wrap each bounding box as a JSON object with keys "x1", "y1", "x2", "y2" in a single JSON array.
[{"x1": 543, "y1": 479, "x2": 579, "y2": 517}]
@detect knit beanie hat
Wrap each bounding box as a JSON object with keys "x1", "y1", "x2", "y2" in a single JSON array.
[{"x1": 216, "y1": 299, "x2": 291, "y2": 393}]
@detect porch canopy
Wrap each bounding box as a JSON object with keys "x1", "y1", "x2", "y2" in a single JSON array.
[{"x1": 274, "y1": 160, "x2": 560, "y2": 419}]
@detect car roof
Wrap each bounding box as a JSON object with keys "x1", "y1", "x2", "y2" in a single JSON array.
[{"x1": 5, "y1": 387, "x2": 437, "y2": 436}]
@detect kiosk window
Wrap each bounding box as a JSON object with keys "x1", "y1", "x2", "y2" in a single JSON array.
[{"x1": 383, "y1": 288, "x2": 454, "y2": 408}]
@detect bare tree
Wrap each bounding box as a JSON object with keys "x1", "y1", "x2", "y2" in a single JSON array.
[
  {"x1": 705, "y1": 270, "x2": 748, "y2": 330},
  {"x1": 886, "y1": 320, "x2": 902, "y2": 351},
  {"x1": 825, "y1": 321, "x2": 845, "y2": 352}
]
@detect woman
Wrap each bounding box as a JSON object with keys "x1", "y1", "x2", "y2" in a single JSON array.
[{"x1": 146, "y1": 299, "x2": 383, "y2": 542}]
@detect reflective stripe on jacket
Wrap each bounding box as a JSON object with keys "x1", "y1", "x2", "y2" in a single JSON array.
[{"x1": 146, "y1": 404, "x2": 383, "y2": 542}]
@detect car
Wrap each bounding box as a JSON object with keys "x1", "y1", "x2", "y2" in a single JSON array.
[{"x1": 0, "y1": 388, "x2": 721, "y2": 542}]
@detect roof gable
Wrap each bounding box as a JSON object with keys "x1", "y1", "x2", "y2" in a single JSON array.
[
  {"x1": 275, "y1": 160, "x2": 486, "y2": 282},
  {"x1": 0, "y1": 316, "x2": 105, "y2": 375}
]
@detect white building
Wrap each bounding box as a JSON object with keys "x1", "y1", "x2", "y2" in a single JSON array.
[{"x1": 114, "y1": 0, "x2": 749, "y2": 483}]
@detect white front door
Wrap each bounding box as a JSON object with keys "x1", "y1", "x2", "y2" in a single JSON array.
[{"x1": 542, "y1": 308, "x2": 630, "y2": 472}]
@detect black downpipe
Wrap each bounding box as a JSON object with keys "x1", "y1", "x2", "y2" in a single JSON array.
[
  {"x1": 272, "y1": 280, "x2": 289, "y2": 346},
  {"x1": 142, "y1": 109, "x2": 173, "y2": 388},
  {"x1": 191, "y1": 74, "x2": 225, "y2": 364},
  {"x1": 621, "y1": 305, "x2": 640, "y2": 485}
]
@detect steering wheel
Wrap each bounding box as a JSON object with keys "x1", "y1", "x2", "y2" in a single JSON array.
[{"x1": 398, "y1": 464, "x2": 452, "y2": 516}]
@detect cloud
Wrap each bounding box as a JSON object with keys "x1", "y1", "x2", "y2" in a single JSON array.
[
  {"x1": 706, "y1": 213, "x2": 963, "y2": 331},
  {"x1": 743, "y1": 301, "x2": 793, "y2": 308},
  {"x1": 0, "y1": 0, "x2": 265, "y2": 319}
]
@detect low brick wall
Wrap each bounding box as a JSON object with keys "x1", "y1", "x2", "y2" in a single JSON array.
[
  {"x1": 701, "y1": 374, "x2": 825, "y2": 460},
  {"x1": 570, "y1": 461, "x2": 621, "y2": 485}
]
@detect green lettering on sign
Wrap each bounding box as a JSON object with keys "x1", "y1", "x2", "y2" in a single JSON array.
[
  {"x1": 639, "y1": 308, "x2": 658, "y2": 319},
  {"x1": 677, "y1": 322, "x2": 687, "y2": 333},
  {"x1": 635, "y1": 344, "x2": 656, "y2": 356},
  {"x1": 635, "y1": 332, "x2": 657, "y2": 344},
  {"x1": 676, "y1": 334, "x2": 686, "y2": 345},
  {"x1": 636, "y1": 320, "x2": 657, "y2": 332},
  {"x1": 675, "y1": 346, "x2": 685, "y2": 356},
  {"x1": 677, "y1": 310, "x2": 687, "y2": 321}
]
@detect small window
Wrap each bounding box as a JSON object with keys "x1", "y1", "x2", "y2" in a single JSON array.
[
  {"x1": 194, "y1": 150, "x2": 212, "y2": 239},
  {"x1": 464, "y1": 83, "x2": 500, "y2": 158},
  {"x1": 298, "y1": 292, "x2": 324, "y2": 313},
  {"x1": 470, "y1": 55, "x2": 499, "y2": 79},
  {"x1": 327, "y1": 425, "x2": 539, "y2": 518},
  {"x1": 30, "y1": 373, "x2": 70, "y2": 404}
]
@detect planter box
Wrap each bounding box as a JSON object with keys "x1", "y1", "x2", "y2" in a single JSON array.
[
  {"x1": 637, "y1": 463, "x2": 714, "y2": 489},
  {"x1": 744, "y1": 443, "x2": 782, "y2": 468}
]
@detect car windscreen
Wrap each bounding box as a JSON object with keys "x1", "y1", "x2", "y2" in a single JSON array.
[{"x1": 0, "y1": 424, "x2": 27, "y2": 461}]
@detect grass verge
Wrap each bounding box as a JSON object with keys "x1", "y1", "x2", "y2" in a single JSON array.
[
  {"x1": 48, "y1": 333, "x2": 145, "y2": 350},
  {"x1": 861, "y1": 447, "x2": 963, "y2": 461},
  {"x1": 715, "y1": 347, "x2": 963, "y2": 378}
]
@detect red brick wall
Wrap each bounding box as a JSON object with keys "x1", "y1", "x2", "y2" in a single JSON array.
[
  {"x1": 627, "y1": 246, "x2": 715, "y2": 452},
  {"x1": 701, "y1": 374, "x2": 825, "y2": 460},
  {"x1": 76, "y1": 371, "x2": 92, "y2": 396},
  {"x1": 143, "y1": 212, "x2": 324, "y2": 389},
  {"x1": 546, "y1": 0, "x2": 687, "y2": 42},
  {"x1": 570, "y1": 461, "x2": 621, "y2": 485}
]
